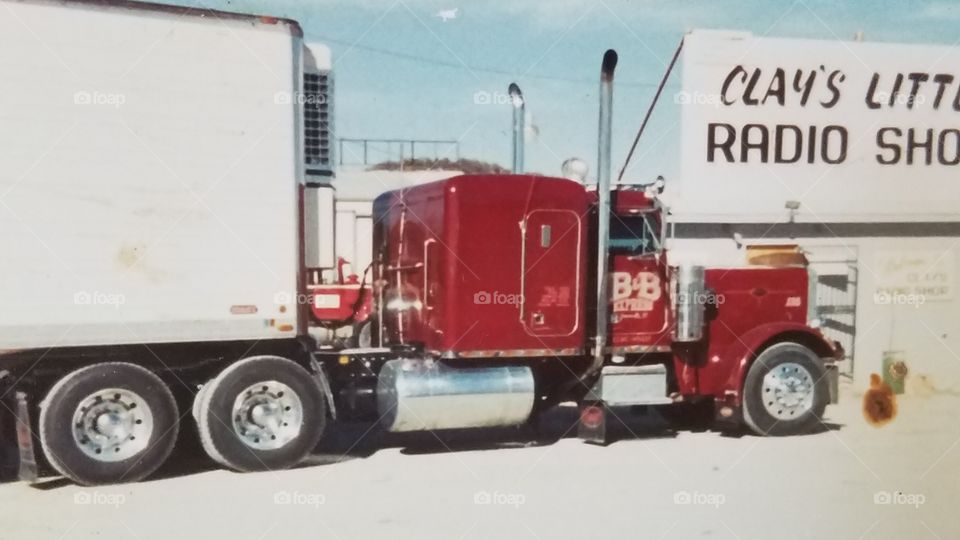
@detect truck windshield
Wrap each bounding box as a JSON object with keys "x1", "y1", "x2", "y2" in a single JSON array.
[{"x1": 610, "y1": 214, "x2": 662, "y2": 255}]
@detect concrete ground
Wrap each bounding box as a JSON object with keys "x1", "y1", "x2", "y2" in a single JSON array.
[{"x1": 1, "y1": 380, "x2": 958, "y2": 540}]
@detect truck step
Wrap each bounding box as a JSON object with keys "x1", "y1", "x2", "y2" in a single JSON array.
[{"x1": 586, "y1": 364, "x2": 673, "y2": 406}]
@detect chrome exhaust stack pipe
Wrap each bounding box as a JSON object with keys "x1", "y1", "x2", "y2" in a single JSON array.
[
  {"x1": 509, "y1": 83, "x2": 525, "y2": 173},
  {"x1": 588, "y1": 49, "x2": 618, "y2": 379}
]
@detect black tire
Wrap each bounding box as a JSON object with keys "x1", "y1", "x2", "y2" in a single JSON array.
[
  {"x1": 742, "y1": 342, "x2": 829, "y2": 436},
  {"x1": 38, "y1": 362, "x2": 179, "y2": 485},
  {"x1": 195, "y1": 356, "x2": 326, "y2": 472}
]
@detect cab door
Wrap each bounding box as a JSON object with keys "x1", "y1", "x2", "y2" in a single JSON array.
[
  {"x1": 609, "y1": 213, "x2": 670, "y2": 348},
  {"x1": 520, "y1": 209, "x2": 582, "y2": 337}
]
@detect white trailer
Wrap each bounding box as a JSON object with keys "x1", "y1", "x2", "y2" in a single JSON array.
[{"x1": 0, "y1": 0, "x2": 337, "y2": 485}]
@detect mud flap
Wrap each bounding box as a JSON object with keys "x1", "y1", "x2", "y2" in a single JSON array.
[
  {"x1": 825, "y1": 363, "x2": 840, "y2": 405},
  {"x1": 577, "y1": 403, "x2": 608, "y2": 445},
  {"x1": 15, "y1": 392, "x2": 37, "y2": 483},
  {"x1": 309, "y1": 355, "x2": 337, "y2": 421}
]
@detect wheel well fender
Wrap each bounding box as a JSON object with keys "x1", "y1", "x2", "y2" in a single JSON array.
[{"x1": 722, "y1": 323, "x2": 836, "y2": 403}]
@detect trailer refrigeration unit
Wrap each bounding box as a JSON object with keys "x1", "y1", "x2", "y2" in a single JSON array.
[{"x1": 0, "y1": 0, "x2": 841, "y2": 486}]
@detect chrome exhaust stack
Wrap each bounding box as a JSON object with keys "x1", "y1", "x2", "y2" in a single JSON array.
[
  {"x1": 589, "y1": 50, "x2": 618, "y2": 378},
  {"x1": 509, "y1": 83, "x2": 525, "y2": 173}
]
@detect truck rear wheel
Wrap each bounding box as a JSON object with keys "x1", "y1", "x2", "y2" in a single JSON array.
[
  {"x1": 39, "y1": 362, "x2": 179, "y2": 485},
  {"x1": 195, "y1": 356, "x2": 326, "y2": 472},
  {"x1": 742, "y1": 342, "x2": 828, "y2": 436}
]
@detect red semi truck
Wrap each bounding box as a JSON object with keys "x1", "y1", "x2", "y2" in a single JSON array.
[{"x1": 0, "y1": 0, "x2": 840, "y2": 486}]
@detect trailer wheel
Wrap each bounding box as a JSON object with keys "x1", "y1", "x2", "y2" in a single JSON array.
[
  {"x1": 38, "y1": 362, "x2": 179, "y2": 485},
  {"x1": 742, "y1": 342, "x2": 829, "y2": 436},
  {"x1": 195, "y1": 356, "x2": 325, "y2": 472}
]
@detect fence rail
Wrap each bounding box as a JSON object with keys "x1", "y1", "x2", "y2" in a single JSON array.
[{"x1": 338, "y1": 138, "x2": 460, "y2": 167}]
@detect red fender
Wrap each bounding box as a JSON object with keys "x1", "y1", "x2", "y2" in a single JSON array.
[{"x1": 720, "y1": 322, "x2": 837, "y2": 405}]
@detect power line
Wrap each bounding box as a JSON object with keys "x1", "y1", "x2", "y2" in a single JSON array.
[{"x1": 314, "y1": 34, "x2": 663, "y2": 89}]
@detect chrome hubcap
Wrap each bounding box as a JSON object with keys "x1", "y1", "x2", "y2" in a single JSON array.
[
  {"x1": 72, "y1": 388, "x2": 153, "y2": 462},
  {"x1": 231, "y1": 381, "x2": 303, "y2": 450},
  {"x1": 761, "y1": 362, "x2": 815, "y2": 420}
]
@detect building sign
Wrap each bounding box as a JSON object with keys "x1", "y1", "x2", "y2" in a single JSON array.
[
  {"x1": 874, "y1": 250, "x2": 954, "y2": 303},
  {"x1": 675, "y1": 30, "x2": 960, "y2": 223}
]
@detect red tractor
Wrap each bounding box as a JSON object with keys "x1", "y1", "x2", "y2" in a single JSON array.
[{"x1": 310, "y1": 50, "x2": 841, "y2": 444}]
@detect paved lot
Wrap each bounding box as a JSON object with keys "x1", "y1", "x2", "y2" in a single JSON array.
[{"x1": 2, "y1": 381, "x2": 958, "y2": 540}]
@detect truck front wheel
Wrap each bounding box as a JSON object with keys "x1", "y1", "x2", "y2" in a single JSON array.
[
  {"x1": 195, "y1": 356, "x2": 326, "y2": 472},
  {"x1": 742, "y1": 342, "x2": 829, "y2": 436},
  {"x1": 39, "y1": 362, "x2": 179, "y2": 485}
]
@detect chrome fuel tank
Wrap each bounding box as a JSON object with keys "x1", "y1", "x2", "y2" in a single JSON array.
[{"x1": 376, "y1": 359, "x2": 535, "y2": 432}]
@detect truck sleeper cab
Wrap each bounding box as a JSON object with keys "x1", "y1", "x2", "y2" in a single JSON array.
[{"x1": 341, "y1": 175, "x2": 839, "y2": 444}]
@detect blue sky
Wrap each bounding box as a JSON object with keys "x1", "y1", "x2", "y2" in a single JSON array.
[{"x1": 168, "y1": 0, "x2": 960, "y2": 179}]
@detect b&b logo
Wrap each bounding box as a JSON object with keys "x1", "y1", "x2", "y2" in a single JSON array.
[{"x1": 611, "y1": 271, "x2": 662, "y2": 313}]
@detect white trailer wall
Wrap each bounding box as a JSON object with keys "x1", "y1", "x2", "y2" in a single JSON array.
[{"x1": 0, "y1": 0, "x2": 303, "y2": 349}]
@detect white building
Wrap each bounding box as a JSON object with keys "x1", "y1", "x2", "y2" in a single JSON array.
[{"x1": 668, "y1": 30, "x2": 960, "y2": 392}]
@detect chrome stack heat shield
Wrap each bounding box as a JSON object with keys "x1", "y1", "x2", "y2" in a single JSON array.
[
  {"x1": 673, "y1": 265, "x2": 707, "y2": 342},
  {"x1": 376, "y1": 358, "x2": 535, "y2": 432}
]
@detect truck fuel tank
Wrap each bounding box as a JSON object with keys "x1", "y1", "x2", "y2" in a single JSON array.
[{"x1": 376, "y1": 359, "x2": 535, "y2": 432}]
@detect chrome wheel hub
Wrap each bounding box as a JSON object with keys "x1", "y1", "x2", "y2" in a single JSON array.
[
  {"x1": 72, "y1": 388, "x2": 153, "y2": 462},
  {"x1": 761, "y1": 362, "x2": 815, "y2": 420},
  {"x1": 231, "y1": 381, "x2": 303, "y2": 451}
]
